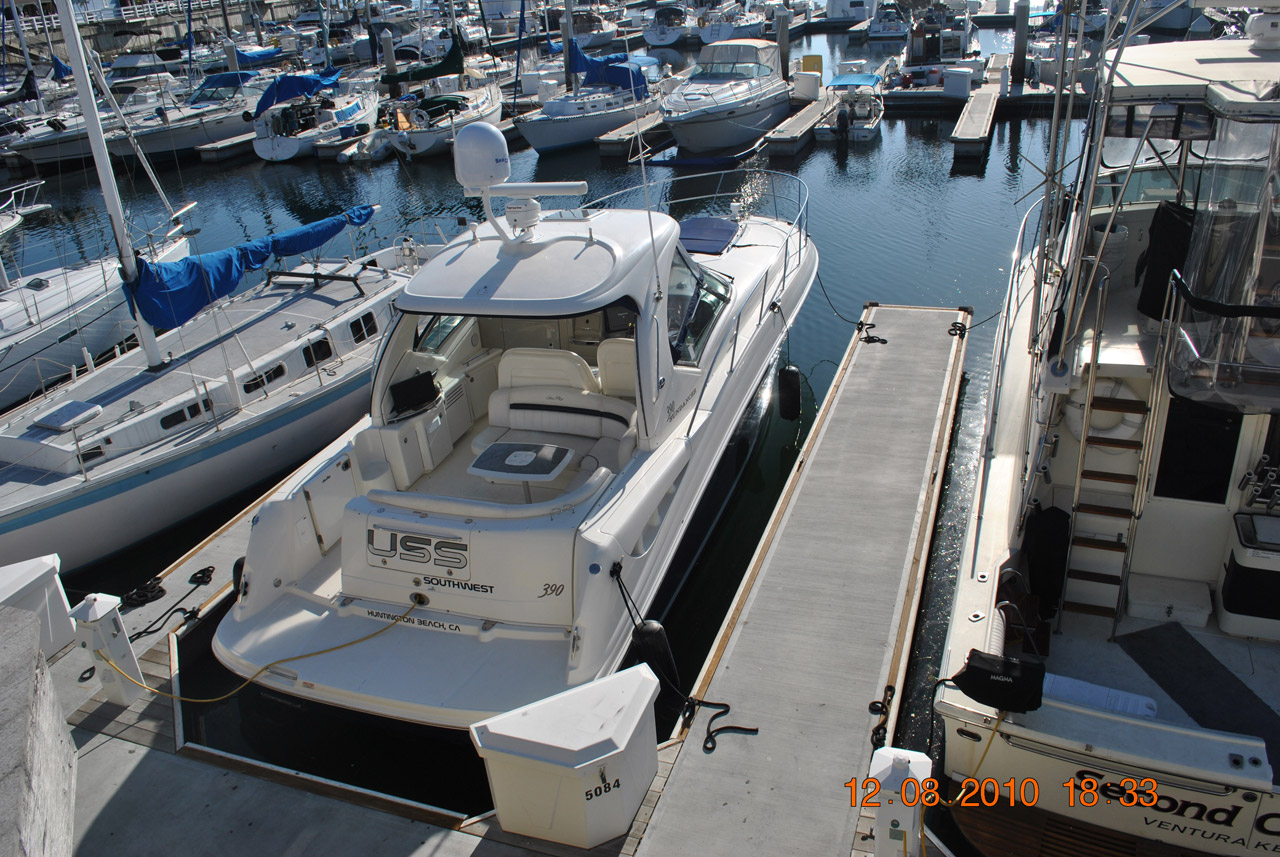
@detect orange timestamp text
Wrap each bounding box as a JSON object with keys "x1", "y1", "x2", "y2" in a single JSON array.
[{"x1": 845, "y1": 776, "x2": 1160, "y2": 809}]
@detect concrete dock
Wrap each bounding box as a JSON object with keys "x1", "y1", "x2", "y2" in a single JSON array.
[
  {"x1": 763, "y1": 96, "x2": 831, "y2": 157},
  {"x1": 53, "y1": 303, "x2": 970, "y2": 857},
  {"x1": 596, "y1": 111, "x2": 670, "y2": 159},
  {"x1": 951, "y1": 89, "x2": 999, "y2": 158}
]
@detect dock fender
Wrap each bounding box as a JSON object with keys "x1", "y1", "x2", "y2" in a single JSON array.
[
  {"x1": 779, "y1": 364, "x2": 802, "y2": 420},
  {"x1": 1063, "y1": 378, "x2": 1143, "y2": 448}
]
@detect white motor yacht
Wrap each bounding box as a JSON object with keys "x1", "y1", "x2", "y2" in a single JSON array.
[
  {"x1": 937, "y1": 15, "x2": 1280, "y2": 856},
  {"x1": 515, "y1": 47, "x2": 662, "y2": 153},
  {"x1": 212, "y1": 123, "x2": 817, "y2": 729},
  {"x1": 697, "y1": 2, "x2": 766, "y2": 43},
  {"x1": 251, "y1": 69, "x2": 378, "y2": 162},
  {"x1": 660, "y1": 39, "x2": 791, "y2": 153},
  {"x1": 825, "y1": 0, "x2": 870, "y2": 24},
  {"x1": 544, "y1": 7, "x2": 620, "y2": 47}
]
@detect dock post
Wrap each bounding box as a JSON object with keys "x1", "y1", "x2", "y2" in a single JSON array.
[
  {"x1": 382, "y1": 30, "x2": 399, "y2": 98},
  {"x1": 777, "y1": 9, "x2": 791, "y2": 81},
  {"x1": 70, "y1": 594, "x2": 145, "y2": 707},
  {"x1": 1012, "y1": 0, "x2": 1029, "y2": 85},
  {"x1": 223, "y1": 40, "x2": 239, "y2": 73}
]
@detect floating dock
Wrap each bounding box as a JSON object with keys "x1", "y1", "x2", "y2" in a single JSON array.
[
  {"x1": 951, "y1": 88, "x2": 999, "y2": 158},
  {"x1": 596, "y1": 110, "x2": 670, "y2": 158},
  {"x1": 196, "y1": 130, "x2": 257, "y2": 163},
  {"x1": 763, "y1": 96, "x2": 830, "y2": 157},
  {"x1": 56, "y1": 303, "x2": 970, "y2": 856}
]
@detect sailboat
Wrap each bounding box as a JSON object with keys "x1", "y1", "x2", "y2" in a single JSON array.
[
  {"x1": 251, "y1": 67, "x2": 379, "y2": 162},
  {"x1": 0, "y1": 0, "x2": 432, "y2": 573},
  {"x1": 383, "y1": 38, "x2": 502, "y2": 158}
]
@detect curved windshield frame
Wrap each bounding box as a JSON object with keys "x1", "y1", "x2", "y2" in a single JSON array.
[{"x1": 689, "y1": 62, "x2": 771, "y2": 82}]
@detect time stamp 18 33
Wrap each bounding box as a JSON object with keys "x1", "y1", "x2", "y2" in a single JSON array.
[{"x1": 845, "y1": 776, "x2": 1160, "y2": 808}]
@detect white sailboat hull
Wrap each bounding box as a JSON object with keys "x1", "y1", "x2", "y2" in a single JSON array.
[{"x1": 516, "y1": 96, "x2": 660, "y2": 152}]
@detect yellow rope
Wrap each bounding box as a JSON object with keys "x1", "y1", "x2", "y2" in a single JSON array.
[
  {"x1": 96, "y1": 601, "x2": 417, "y2": 705},
  {"x1": 922, "y1": 710, "x2": 1010, "y2": 855}
]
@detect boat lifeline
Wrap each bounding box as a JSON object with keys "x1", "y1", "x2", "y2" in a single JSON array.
[
  {"x1": 936, "y1": 13, "x2": 1280, "y2": 857},
  {"x1": 660, "y1": 39, "x2": 791, "y2": 153},
  {"x1": 212, "y1": 123, "x2": 817, "y2": 728}
]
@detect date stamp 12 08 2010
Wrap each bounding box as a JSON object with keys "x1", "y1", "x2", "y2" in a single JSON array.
[{"x1": 845, "y1": 776, "x2": 1160, "y2": 809}]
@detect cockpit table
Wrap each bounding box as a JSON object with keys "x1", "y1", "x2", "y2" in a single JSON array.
[{"x1": 468, "y1": 441, "x2": 574, "y2": 503}]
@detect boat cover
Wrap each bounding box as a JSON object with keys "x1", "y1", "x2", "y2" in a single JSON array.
[
  {"x1": 126, "y1": 205, "x2": 375, "y2": 329},
  {"x1": 567, "y1": 41, "x2": 647, "y2": 97},
  {"x1": 696, "y1": 39, "x2": 779, "y2": 71},
  {"x1": 381, "y1": 38, "x2": 464, "y2": 84},
  {"x1": 252, "y1": 67, "x2": 341, "y2": 118},
  {"x1": 235, "y1": 46, "x2": 283, "y2": 68},
  {"x1": 829, "y1": 73, "x2": 882, "y2": 88}
]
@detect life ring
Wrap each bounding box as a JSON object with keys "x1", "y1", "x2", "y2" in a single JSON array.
[
  {"x1": 1063, "y1": 378, "x2": 1144, "y2": 451},
  {"x1": 410, "y1": 108, "x2": 430, "y2": 127}
]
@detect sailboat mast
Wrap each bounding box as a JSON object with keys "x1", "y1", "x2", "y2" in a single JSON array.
[
  {"x1": 562, "y1": 0, "x2": 575, "y2": 92},
  {"x1": 8, "y1": 0, "x2": 44, "y2": 113},
  {"x1": 52, "y1": 0, "x2": 164, "y2": 367}
]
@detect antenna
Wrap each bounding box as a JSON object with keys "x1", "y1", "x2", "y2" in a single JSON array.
[{"x1": 453, "y1": 123, "x2": 586, "y2": 245}]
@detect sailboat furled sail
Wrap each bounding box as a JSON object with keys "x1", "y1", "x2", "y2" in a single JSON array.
[
  {"x1": 565, "y1": 40, "x2": 647, "y2": 98},
  {"x1": 126, "y1": 205, "x2": 375, "y2": 328},
  {"x1": 380, "y1": 37, "x2": 465, "y2": 84}
]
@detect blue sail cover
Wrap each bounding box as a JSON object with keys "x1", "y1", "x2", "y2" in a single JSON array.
[
  {"x1": 127, "y1": 205, "x2": 375, "y2": 329},
  {"x1": 253, "y1": 67, "x2": 341, "y2": 119},
  {"x1": 52, "y1": 55, "x2": 72, "y2": 81},
  {"x1": 566, "y1": 41, "x2": 647, "y2": 98},
  {"x1": 235, "y1": 46, "x2": 283, "y2": 68}
]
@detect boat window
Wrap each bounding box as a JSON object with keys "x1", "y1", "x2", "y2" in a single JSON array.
[
  {"x1": 666, "y1": 251, "x2": 730, "y2": 365},
  {"x1": 689, "y1": 62, "x2": 771, "y2": 82},
  {"x1": 160, "y1": 408, "x2": 188, "y2": 430},
  {"x1": 350, "y1": 311, "x2": 378, "y2": 344},
  {"x1": 414, "y1": 314, "x2": 465, "y2": 353},
  {"x1": 24, "y1": 277, "x2": 48, "y2": 291},
  {"x1": 303, "y1": 338, "x2": 334, "y2": 367},
  {"x1": 243, "y1": 363, "x2": 286, "y2": 394}
]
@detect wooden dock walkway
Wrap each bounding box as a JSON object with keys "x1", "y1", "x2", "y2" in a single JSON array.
[
  {"x1": 952, "y1": 88, "x2": 999, "y2": 158},
  {"x1": 763, "y1": 96, "x2": 830, "y2": 157},
  {"x1": 636, "y1": 304, "x2": 970, "y2": 857},
  {"x1": 596, "y1": 111, "x2": 669, "y2": 158}
]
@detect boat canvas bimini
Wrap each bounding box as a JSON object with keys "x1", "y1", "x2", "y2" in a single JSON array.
[
  {"x1": 814, "y1": 72, "x2": 883, "y2": 143},
  {"x1": 937, "y1": 12, "x2": 1280, "y2": 856},
  {"x1": 660, "y1": 39, "x2": 791, "y2": 153},
  {"x1": 212, "y1": 123, "x2": 817, "y2": 729}
]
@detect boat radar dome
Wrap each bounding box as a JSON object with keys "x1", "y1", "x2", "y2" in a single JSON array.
[{"x1": 454, "y1": 123, "x2": 510, "y2": 196}]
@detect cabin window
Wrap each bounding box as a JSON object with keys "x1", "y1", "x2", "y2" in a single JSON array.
[
  {"x1": 415, "y1": 314, "x2": 464, "y2": 353},
  {"x1": 1153, "y1": 396, "x2": 1242, "y2": 504},
  {"x1": 303, "y1": 338, "x2": 334, "y2": 367},
  {"x1": 666, "y1": 251, "x2": 729, "y2": 365},
  {"x1": 24, "y1": 277, "x2": 48, "y2": 291},
  {"x1": 243, "y1": 363, "x2": 286, "y2": 394},
  {"x1": 350, "y1": 311, "x2": 378, "y2": 344},
  {"x1": 79, "y1": 445, "x2": 105, "y2": 465},
  {"x1": 160, "y1": 409, "x2": 187, "y2": 430}
]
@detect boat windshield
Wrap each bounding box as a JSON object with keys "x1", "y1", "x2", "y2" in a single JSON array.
[
  {"x1": 190, "y1": 80, "x2": 252, "y2": 105},
  {"x1": 667, "y1": 251, "x2": 730, "y2": 365},
  {"x1": 689, "y1": 62, "x2": 771, "y2": 82}
]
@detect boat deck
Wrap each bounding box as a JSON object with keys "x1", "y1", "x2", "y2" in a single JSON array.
[
  {"x1": 58, "y1": 303, "x2": 971, "y2": 856},
  {"x1": 637, "y1": 303, "x2": 970, "y2": 857}
]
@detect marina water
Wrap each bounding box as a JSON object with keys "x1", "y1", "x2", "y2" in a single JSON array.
[{"x1": 26, "y1": 28, "x2": 1078, "y2": 816}]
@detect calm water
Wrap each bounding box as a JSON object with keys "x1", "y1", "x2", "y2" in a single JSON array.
[{"x1": 28, "y1": 30, "x2": 1082, "y2": 817}]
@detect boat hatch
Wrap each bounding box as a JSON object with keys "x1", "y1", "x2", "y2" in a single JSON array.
[
  {"x1": 34, "y1": 400, "x2": 102, "y2": 432},
  {"x1": 679, "y1": 216, "x2": 738, "y2": 255}
]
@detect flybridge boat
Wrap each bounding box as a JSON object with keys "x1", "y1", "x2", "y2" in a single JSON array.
[
  {"x1": 660, "y1": 39, "x2": 791, "y2": 153},
  {"x1": 212, "y1": 124, "x2": 817, "y2": 729},
  {"x1": 867, "y1": 0, "x2": 911, "y2": 38},
  {"x1": 251, "y1": 68, "x2": 378, "y2": 162},
  {"x1": 936, "y1": 13, "x2": 1280, "y2": 857},
  {"x1": 515, "y1": 44, "x2": 662, "y2": 153}
]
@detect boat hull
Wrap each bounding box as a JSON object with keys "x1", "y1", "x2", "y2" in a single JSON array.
[
  {"x1": 643, "y1": 25, "x2": 693, "y2": 46},
  {"x1": 516, "y1": 98, "x2": 659, "y2": 152},
  {"x1": 0, "y1": 367, "x2": 374, "y2": 573},
  {"x1": 665, "y1": 90, "x2": 791, "y2": 152},
  {"x1": 390, "y1": 93, "x2": 502, "y2": 157}
]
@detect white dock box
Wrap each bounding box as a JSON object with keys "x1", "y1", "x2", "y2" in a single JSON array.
[
  {"x1": 0, "y1": 554, "x2": 73, "y2": 657},
  {"x1": 943, "y1": 68, "x2": 973, "y2": 99},
  {"x1": 470, "y1": 665, "x2": 660, "y2": 849}
]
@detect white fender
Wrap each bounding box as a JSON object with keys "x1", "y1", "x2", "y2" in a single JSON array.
[{"x1": 1063, "y1": 378, "x2": 1143, "y2": 452}]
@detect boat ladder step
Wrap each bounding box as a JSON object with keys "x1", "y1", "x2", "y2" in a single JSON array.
[
  {"x1": 1091, "y1": 396, "x2": 1148, "y2": 415},
  {"x1": 1072, "y1": 535, "x2": 1127, "y2": 552},
  {"x1": 1086, "y1": 435, "x2": 1142, "y2": 451},
  {"x1": 1062, "y1": 600, "x2": 1116, "y2": 617},
  {"x1": 1081, "y1": 469, "x2": 1138, "y2": 485},
  {"x1": 1067, "y1": 568, "x2": 1121, "y2": 585},
  {"x1": 1077, "y1": 502, "x2": 1133, "y2": 519}
]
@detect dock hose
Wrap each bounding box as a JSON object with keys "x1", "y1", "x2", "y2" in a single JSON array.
[{"x1": 611, "y1": 562, "x2": 758, "y2": 752}]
